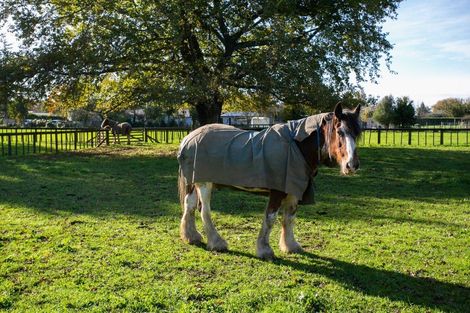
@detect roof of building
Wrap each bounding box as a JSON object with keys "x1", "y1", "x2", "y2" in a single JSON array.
[{"x1": 221, "y1": 112, "x2": 258, "y2": 117}]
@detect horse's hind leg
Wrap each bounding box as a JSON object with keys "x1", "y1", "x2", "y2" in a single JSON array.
[
  {"x1": 180, "y1": 187, "x2": 202, "y2": 244},
  {"x1": 196, "y1": 182, "x2": 228, "y2": 251},
  {"x1": 279, "y1": 195, "x2": 303, "y2": 254},
  {"x1": 256, "y1": 190, "x2": 285, "y2": 260}
]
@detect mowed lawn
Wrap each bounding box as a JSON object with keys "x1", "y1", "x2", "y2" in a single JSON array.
[{"x1": 0, "y1": 144, "x2": 469, "y2": 312}]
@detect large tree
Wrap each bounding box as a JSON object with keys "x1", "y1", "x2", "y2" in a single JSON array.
[
  {"x1": 392, "y1": 96, "x2": 415, "y2": 127},
  {"x1": 1, "y1": 0, "x2": 401, "y2": 125},
  {"x1": 373, "y1": 95, "x2": 394, "y2": 127},
  {"x1": 432, "y1": 98, "x2": 470, "y2": 117},
  {"x1": 416, "y1": 101, "x2": 430, "y2": 117}
]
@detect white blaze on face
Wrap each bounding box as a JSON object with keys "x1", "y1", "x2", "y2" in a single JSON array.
[{"x1": 341, "y1": 126, "x2": 356, "y2": 174}]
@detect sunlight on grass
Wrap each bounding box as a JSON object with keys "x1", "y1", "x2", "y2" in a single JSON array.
[{"x1": 0, "y1": 145, "x2": 469, "y2": 312}]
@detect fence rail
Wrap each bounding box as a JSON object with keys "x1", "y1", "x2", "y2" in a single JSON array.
[
  {"x1": 0, "y1": 128, "x2": 192, "y2": 157},
  {"x1": 360, "y1": 128, "x2": 470, "y2": 146},
  {"x1": 0, "y1": 126, "x2": 468, "y2": 157}
]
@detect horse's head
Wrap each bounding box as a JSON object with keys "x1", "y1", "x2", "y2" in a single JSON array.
[
  {"x1": 101, "y1": 118, "x2": 109, "y2": 129},
  {"x1": 323, "y1": 102, "x2": 361, "y2": 175}
]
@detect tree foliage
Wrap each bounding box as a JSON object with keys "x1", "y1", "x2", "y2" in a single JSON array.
[
  {"x1": 373, "y1": 95, "x2": 416, "y2": 127},
  {"x1": 393, "y1": 96, "x2": 415, "y2": 127},
  {"x1": 7, "y1": 97, "x2": 29, "y2": 123},
  {"x1": 1, "y1": 0, "x2": 401, "y2": 124},
  {"x1": 416, "y1": 101, "x2": 430, "y2": 117},
  {"x1": 360, "y1": 105, "x2": 374, "y2": 122},
  {"x1": 432, "y1": 98, "x2": 470, "y2": 117},
  {"x1": 373, "y1": 95, "x2": 395, "y2": 127}
]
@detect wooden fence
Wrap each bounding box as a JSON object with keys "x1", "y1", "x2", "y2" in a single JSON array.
[
  {"x1": 0, "y1": 129, "x2": 99, "y2": 156},
  {"x1": 360, "y1": 128, "x2": 470, "y2": 146},
  {"x1": 0, "y1": 128, "x2": 192, "y2": 157},
  {"x1": 0, "y1": 126, "x2": 468, "y2": 157}
]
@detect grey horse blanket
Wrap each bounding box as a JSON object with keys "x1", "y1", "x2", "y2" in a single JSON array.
[{"x1": 178, "y1": 113, "x2": 331, "y2": 204}]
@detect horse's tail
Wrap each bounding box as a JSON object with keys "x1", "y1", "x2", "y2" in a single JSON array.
[
  {"x1": 178, "y1": 168, "x2": 185, "y2": 208},
  {"x1": 178, "y1": 168, "x2": 195, "y2": 209}
]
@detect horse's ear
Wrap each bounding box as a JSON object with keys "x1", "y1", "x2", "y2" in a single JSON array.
[
  {"x1": 353, "y1": 104, "x2": 361, "y2": 117},
  {"x1": 334, "y1": 102, "x2": 344, "y2": 119}
]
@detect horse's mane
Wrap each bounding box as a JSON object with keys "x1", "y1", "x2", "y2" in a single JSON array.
[{"x1": 101, "y1": 118, "x2": 118, "y2": 128}]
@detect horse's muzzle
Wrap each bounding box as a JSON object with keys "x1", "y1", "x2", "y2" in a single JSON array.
[{"x1": 346, "y1": 159, "x2": 360, "y2": 172}]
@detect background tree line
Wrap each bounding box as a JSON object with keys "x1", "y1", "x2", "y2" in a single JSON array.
[{"x1": 360, "y1": 96, "x2": 470, "y2": 128}]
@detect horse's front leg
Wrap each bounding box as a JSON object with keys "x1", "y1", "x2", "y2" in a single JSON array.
[
  {"x1": 256, "y1": 190, "x2": 285, "y2": 260},
  {"x1": 279, "y1": 195, "x2": 303, "y2": 254},
  {"x1": 196, "y1": 182, "x2": 228, "y2": 251}
]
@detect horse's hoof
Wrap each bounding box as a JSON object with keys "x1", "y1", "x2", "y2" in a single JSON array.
[
  {"x1": 257, "y1": 246, "x2": 275, "y2": 261},
  {"x1": 207, "y1": 237, "x2": 228, "y2": 252},
  {"x1": 280, "y1": 241, "x2": 303, "y2": 254},
  {"x1": 181, "y1": 231, "x2": 203, "y2": 245}
]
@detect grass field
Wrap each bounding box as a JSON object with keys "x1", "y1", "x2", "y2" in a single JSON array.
[{"x1": 0, "y1": 144, "x2": 469, "y2": 312}]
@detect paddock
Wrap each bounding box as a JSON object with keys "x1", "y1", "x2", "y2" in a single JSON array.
[{"x1": 0, "y1": 144, "x2": 468, "y2": 312}]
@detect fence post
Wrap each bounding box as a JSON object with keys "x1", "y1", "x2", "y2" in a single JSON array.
[
  {"x1": 408, "y1": 130, "x2": 412, "y2": 145},
  {"x1": 55, "y1": 129, "x2": 59, "y2": 153},
  {"x1": 7, "y1": 135, "x2": 12, "y2": 156},
  {"x1": 105, "y1": 129, "x2": 110, "y2": 146},
  {"x1": 144, "y1": 128, "x2": 148, "y2": 143},
  {"x1": 440, "y1": 129, "x2": 444, "y2": 145},
  {"x1": 32, "y1": 131, "x2": 36, "y2": 153},
  {"x1": 377, "y1": 129, "x2": 381, "y2": 145},
  {"x1": 74, "y1": 131, "x2": 78, "y2": 150}
]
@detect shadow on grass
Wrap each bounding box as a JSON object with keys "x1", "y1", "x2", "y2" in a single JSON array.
[
  {"x1": 1, "y1": 147, "x2": 469, "y2": 311},
  {"x1": 227, "y1": 250, "x2": 470, "y2": 313},
  {"x1": 0, "y1": 147, "x2": 468, "y2": 221},
  {"x1": 0, "y1": 150, "x2": 180, "y2": 218}
]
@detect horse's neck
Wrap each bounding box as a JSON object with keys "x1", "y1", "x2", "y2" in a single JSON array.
[{"x1": 295, "y1": 130, "x2": 323, "y2": 175}]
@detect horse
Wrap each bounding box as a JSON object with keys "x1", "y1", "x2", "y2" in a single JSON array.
[
  {"x1": 177, "y1": 102, "x2": 361, "y2": 260},
  {"x1": 100, "y1": 118, "x2": 132, "y2": 145}
]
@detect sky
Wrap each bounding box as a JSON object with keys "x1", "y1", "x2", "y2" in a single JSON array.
[
  {"x1": 362, "y1": 0, "x2": 470, "y2": 107},
  {"x1": 2, "y1": 0, "x2": 470, "y2": 108}
]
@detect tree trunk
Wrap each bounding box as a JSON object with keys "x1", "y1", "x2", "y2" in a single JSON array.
[{"x1": 194, "y1": 92, "x2": 224, "y2": 126}]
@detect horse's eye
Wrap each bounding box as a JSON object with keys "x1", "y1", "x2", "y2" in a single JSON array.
[{"x1": 337, "y1": 130, "x2": 345, "y2": 137}]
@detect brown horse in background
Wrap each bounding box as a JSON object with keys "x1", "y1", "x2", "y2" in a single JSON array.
[
  {"x1": 178, "y1": 103, "x2": 361, "y2": 260},
  {"x1": 101, "y1": 118, "x2": 132, "y2": 145}
]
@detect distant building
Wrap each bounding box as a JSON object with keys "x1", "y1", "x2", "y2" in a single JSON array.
[
  {"x1": 221, "y1": 112, "x2": 272, "y2": 127},
  {"x1": 177, "y1": 109, "x2": 193, "y2": 127},
  {"x1": 250, "y1": 116, "x2": 271, "y2": 127},
  {"x1": 67, "y1": 109, "x2": 102, "y2": 128}
]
